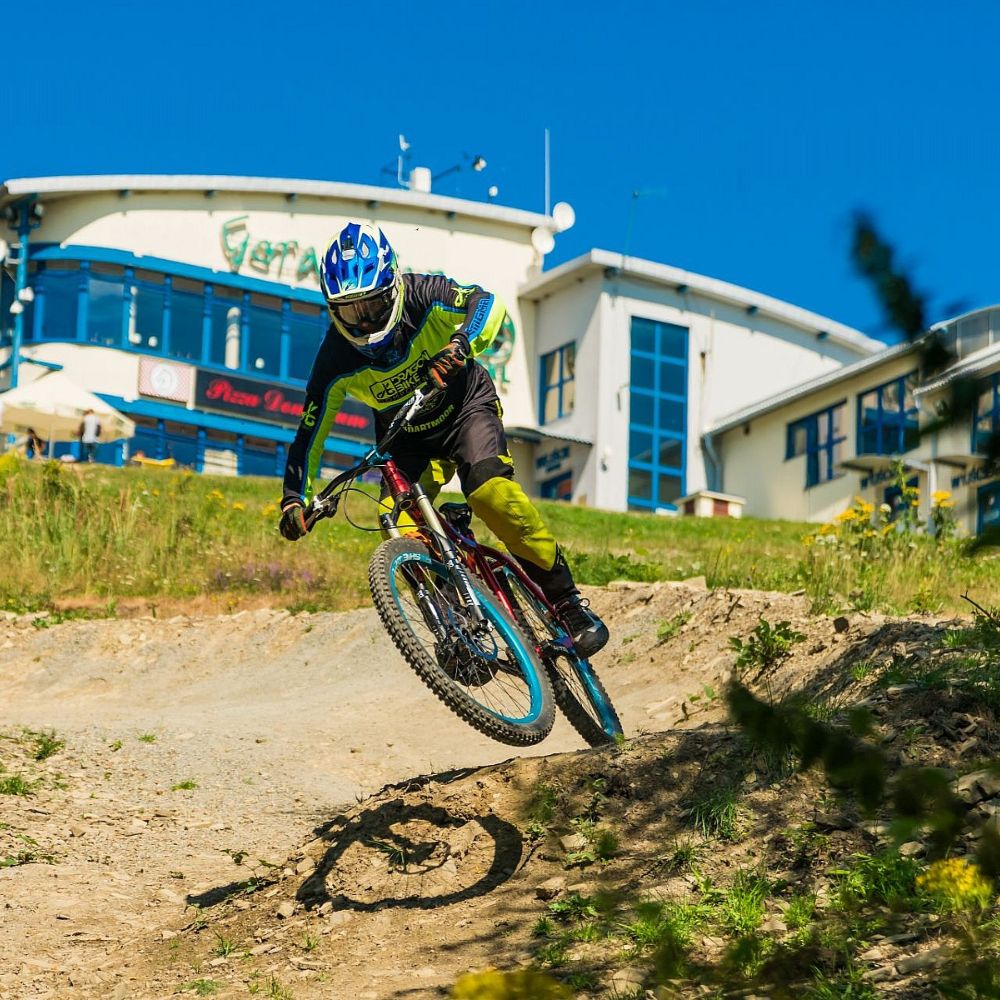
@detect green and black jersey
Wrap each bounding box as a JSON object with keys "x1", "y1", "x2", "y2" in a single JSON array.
[{"x1": 283, "y1": 272, "x2": 507, "y2": 503}]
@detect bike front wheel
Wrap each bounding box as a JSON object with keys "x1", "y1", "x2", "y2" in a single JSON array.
[
  {"x1": 496, "y1": 567, "x2": 623, "y2": 747},
  {"x1": 368, "y1": 537, "x2": 555, "y2": 746}
]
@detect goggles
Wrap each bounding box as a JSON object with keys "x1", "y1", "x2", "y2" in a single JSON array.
[{"x1": 328, "y1": 285, "x2": 396, "y2": 335}]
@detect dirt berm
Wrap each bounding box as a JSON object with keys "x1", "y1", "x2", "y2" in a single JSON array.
[{"x1": 0, "y1": 582, "x2": 989, "y2": 998}]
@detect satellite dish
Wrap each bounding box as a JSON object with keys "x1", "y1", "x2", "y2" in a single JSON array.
[
  {"x1": 552, "y1": 201, "x2": 576, "y2": 232},
  {"x1": 531, "y1": 227, "x2": 556, "y2": 255}
]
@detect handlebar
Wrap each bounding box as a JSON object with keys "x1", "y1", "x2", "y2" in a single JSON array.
[{"x1": 303, "y1": 381, "x2": 442, "y2": 528}]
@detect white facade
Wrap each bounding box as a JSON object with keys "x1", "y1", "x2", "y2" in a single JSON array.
[
  {"x1": 709, "y1": 309, "x2": 1000, "y2": 535},
  {"x1": 520, "y1": 251, "x2": 882, "y2": 510},
  {"x1": 2, "y1": 174, "x2": 886, "y2": 517}
]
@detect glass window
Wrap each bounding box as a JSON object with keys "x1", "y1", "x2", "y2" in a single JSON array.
[
  {"x1": 131, "y1": 271, "x2": 165, "y2": 350},
  {"x1": 538, "y1": 342, "x2": 576, "y2": 424},
  {"x1": 246, "y1": 293, "x2": 283, "y2": 375},
  {"x1": 86, "y1": 265, "x2": 125, "y2": 346},
  {"x1": 163, "y1": 421, "x2": 199, "y2": 468},
  {"x1": 288, "y1": 300, "x2": 325, "y2": 381},
  {"x1": 856, "y1": 372, "x2": 919, "y2": 455},
  {"x1": 209, "y1": 285, "x2": 243, "y2": 367},
  {"x1": 630, "y1": 390, "x2": 655, "y2": 428},
  {"x1": 627, "y1": 316, "x2": 689, "y2": 511},
  {"x1": 659, "y1": 361, "x2": 685, "y2": 397},
  {"x1": 658, "y1": 438, "x2": 683, "y2": 468},
  {"x1": 38, "y1": 262, "x2": 80, "y2": 340},
  {"x1": 657, "y1": 474, "x2": 682, "y2": 506},
  {"x1": 973, "y1": 373, "x2": 1000, "y2": 454},
  {"x1": 628, "y1": 467, "x2": 652, "y2": 502},
  {"x1": 629, "y1": 429, "x2": 653, "y2": 464},
  {"x1": 786, "y1": 401, "x2": 847, "y2": 488},
  {"x1": 630, "y1": 317, "x2": 656, "y2": 354},
  {"x1": 169, "y1": 277, "x2": 205, "y2": 361}
]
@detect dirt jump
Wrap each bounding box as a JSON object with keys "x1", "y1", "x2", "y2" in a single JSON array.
[{"x1": 1, "y1": 581, "x2": 992, "y2": 998}]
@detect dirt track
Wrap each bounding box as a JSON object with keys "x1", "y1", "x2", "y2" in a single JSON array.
[{"x1": 0, "y1": 581, "x2": 909, "y2": 998}]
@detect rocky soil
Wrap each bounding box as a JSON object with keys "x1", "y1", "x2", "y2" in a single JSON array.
[{"x1": 1, "y1": 581, "x2": 995, "y2": 998}]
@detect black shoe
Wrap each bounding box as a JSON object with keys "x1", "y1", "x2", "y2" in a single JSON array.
[{"x1": 555, "y1": 594, "x2": 609, "y2": 659}]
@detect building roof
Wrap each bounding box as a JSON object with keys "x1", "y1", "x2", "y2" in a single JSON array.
[
  {"x1": 0, "y1": 174, "x2": 555, "y2": 234},
  {"x1": 706, "y1": 340, "x2": 919, "y2": 436},
  {"x1": 520, "y1": 248, "x2": 885, "y2": 355}
]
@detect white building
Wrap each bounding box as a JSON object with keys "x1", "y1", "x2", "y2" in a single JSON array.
[
  {"x1": 708, "y1": 307, "x2": 1000, "y2": 535},
  {"x1": 1, "y1": 173, "x2": 881, "y2": 511}
]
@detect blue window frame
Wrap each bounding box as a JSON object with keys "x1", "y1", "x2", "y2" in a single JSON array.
[
  {"x1": 786, "y1": 401, "x2": 846, "y2": 488},
  {"x1": 857, "y1": 372, "x2": 919, "y2": 455},
  {"x1": 979, "y1": 480, "x2": 1000, "y2": 534},
  {"x1": 539, "y1": 342, "x2": 575, "y2": 424},
  {"x1": 974, "y1": 373, "x2": 1000, "y2": 454},
  {"x1": 627, "y1": 317, "x2": 687, "y2": 511},
  {"x1": 21, "y1": 253, "x2": 333, "y2": 387}
]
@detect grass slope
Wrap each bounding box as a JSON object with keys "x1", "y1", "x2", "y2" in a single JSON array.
[{"x1": 0, "y1": 455, "x2": 996, "y2": 617}]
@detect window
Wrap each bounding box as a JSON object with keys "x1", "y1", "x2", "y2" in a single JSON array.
[
  {"x1": 539, "y1": 342, "x2": 575, "y2": 423},
  {"x1": 86, "y1": 263, "x2": 125, "y2": 346},
  {"x1": 37, "y1": 261, "x2": 80, "y2": 340},
  {"x1": 627, "y1": 317, "x2": 688, "y2": 511},
  {"x1": 288, "y1": 300, "x2": 326, "y2": 381},
  {"x1": 974, "y1": 373, "x2": 1000, "y2": 454},
  {"x1": 131, "y1": 269, "x2": 165, "y2": 350},
  {"x1": 857, "y1": 372, "x2": 919, "y2": 455},
  {"x1": 209, "y1": 285, "x2": 244, "y2": 367},
  {"x1": 786, "y1": 401, "x2": 846, "y2": 488},
  {"x1": 246, "y1": 293, "x2": 283, "y2": 376},
  {"x1": 168, "y1": 276, "x2": 206, "y2": 360}
]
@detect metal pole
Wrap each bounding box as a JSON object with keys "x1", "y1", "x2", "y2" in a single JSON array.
[
  {"x1": 10, "y1": 202, "x2": 30, "y2": 389},
  {"x1": 544, "y1": 128, "x2": 551, "y2": 217}
]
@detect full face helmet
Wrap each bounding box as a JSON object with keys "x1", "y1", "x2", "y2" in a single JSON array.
[{"x1": 320, "y1": 222, "x2": 404, "y2": 357}]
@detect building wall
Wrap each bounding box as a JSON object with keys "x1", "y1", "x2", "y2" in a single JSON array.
[
  {"x1": 714, "y1": 351, "x2": 998, "y2": 533},
  {"x1": 530, "y1": 271, "x2": 873, "y2": 512},
  {"x1": 26, "y1": 190, "x2": 544, "y2": 426}
]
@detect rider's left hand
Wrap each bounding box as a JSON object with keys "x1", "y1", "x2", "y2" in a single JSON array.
[{"x1": 426, "y1": 340, "x2": 468, "y2": 390}]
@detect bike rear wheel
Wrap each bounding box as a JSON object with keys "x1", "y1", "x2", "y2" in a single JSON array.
[
  {"x1": 369, "y1": 537, "x2": 555, "y2": 746},
  {"x1": 496, "y1": 566, "x2": 623, "y2": 747}
]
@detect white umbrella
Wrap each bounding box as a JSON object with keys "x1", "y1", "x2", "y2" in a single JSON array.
[{"x1": 0, "y1": 371, "x2": 135, "y2": 446}]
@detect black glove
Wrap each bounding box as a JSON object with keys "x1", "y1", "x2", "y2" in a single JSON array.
[
  {"x1": 279, "y1": 499, "x2": 309, "y2": 541},
  {"x1": 426, "y1": 339, "x2": 468, "y2": 390}
]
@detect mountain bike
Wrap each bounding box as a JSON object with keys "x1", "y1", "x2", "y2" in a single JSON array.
[{"x1": 304, "y1": 384, "x2": 623, "y2": 748}]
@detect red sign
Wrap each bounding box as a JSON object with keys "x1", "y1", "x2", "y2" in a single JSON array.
[{"x1": 195, "y1": 371, "x2": 373, "y2": 441}]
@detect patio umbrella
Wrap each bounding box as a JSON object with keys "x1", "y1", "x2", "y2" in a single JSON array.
[{"x1": 0, "y1": 372, "x2": 135, "y2": 449}]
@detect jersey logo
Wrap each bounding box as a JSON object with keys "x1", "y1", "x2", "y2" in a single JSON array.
[
  {"x1": 301, "y1": 401, "x2": 319, "y2": 428},
  {"x1": 370, "y1": 353, "x2": 431, "y2": 403},
  {"x1": 453, "y1": 285, "x2": 473, "y2": 309}
]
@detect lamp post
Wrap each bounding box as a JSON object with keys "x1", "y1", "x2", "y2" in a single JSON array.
[{"x1": 4, "y1": 197, "x2": 43, "y2": 390}]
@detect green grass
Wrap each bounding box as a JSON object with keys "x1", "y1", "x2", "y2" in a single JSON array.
[
  {"x1": 0, "y1": 457, "x2": 995, "y2": 615},
  {"x1": 683, "y1": 785, "x2": 742, "y2": 841},
  {"x1": 0, "y1": 775, "x2": 34, "y2": 796},
  {"x1": 26, "y1": 729, "x2": 64, "y2": 761},
  {"x1": 171, "y1": 779, "x2": 199, "y2": 791}
]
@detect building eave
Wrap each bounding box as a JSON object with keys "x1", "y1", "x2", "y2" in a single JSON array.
[
  {"x1": 520, "y1": 248, "x2": 884, "y2": 355},
  {"x1": 0, "y1": 174, "x2": 555, "y2": 233}
]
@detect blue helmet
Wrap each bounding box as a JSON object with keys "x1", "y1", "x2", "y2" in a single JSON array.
[{"x1": 320, "y1": 222, "x2": 404, "y2": 357}]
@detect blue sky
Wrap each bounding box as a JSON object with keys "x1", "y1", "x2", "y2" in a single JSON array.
[{"x1": 3, "y1": 1, "x2": 998, "y2": 340}]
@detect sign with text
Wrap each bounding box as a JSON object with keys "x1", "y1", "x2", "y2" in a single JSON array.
[{"x1": 195, "y1": 371, "x2": 373, "y2": 441}]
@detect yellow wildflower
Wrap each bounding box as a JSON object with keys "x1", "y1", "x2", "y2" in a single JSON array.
[
  {"x1": 916, "y1": 858, "x2": 992, "y2": 913},
  {"x1": 232, "y1": 501, "x2": 246, "y2": 511},
  {"x1": 262, "y1": 502, "x2": 278, "y2": 517}
]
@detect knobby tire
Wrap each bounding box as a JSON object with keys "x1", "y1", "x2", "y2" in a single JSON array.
[
  {"x1": 368, "y1": 537, "x2": 555, "y2": 746},
  {"x1": 497, "y1": 568, "x2": 623, "y2": 747}
]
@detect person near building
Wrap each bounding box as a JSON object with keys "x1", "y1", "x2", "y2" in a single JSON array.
[
  {"x1": 25, "y1": 428, "x2": 45, "y2": 460},
  {"x1": 277, "y1": 222, "x2": 609, "y2": 658},
  {"x1": 78, "y1": 409, "x2": 101, "y2": 462}
]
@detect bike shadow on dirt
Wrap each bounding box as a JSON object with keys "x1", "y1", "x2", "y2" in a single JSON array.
[{"x1": 294, "y1": 789, "x2": 524, "y2": 912}]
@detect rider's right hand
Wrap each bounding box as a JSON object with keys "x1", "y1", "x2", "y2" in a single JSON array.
[{"x1": 278, "y1": 499, "x2": 309, "y2": 541}]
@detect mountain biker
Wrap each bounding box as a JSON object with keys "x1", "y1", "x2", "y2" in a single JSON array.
[{"x1": 278, "y1": 222, "x2": 609, "y2": 659}]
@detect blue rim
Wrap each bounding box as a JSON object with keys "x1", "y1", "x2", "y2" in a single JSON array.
[
  {"x1": 388, "y1": 551, "x2": 545, "y2": 726},
  {"x1": 504, "y1": 569, "x2": 621, "y2": 738}
]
